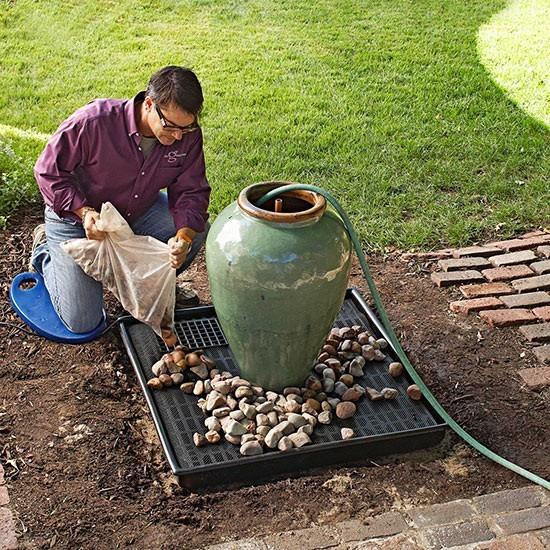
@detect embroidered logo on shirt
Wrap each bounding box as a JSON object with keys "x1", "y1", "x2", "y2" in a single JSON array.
[{"x1": 164, "y1": 151, "x2": 187, "y2": 163}]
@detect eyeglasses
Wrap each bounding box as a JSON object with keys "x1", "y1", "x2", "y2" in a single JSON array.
[{"x1": 154, "y1": 103, "x2": 199, "y2": 134}]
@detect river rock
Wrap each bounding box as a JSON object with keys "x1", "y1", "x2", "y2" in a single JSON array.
[
  {"x1": 277, "y1": 436, "x2": 294, "y2": 452},
  {"x1": 321, "y1": 401, "x2": 332, "y2": 412},
  {"x1": 205, "y1": 417, "x2": 221, "y2": 431},
  {"x1": 283, "y1": 386, "x2": 301, "y2": 396},
  {"x1": 373, "y1": 350, "x2": 386, "y2": 361},
  {"x1": 327, "y1": 397, "x2": 340, "y2": 409},
  {"x1": 240, "y1": 440, "x2": 263, "y2": 456},
  {"x1": 226, "y1": 395, "x2": 238, "y2": 410},
  {"x1": 266, "y1": 391, "x2": 279, "y2": 402},
  {"x1": 241, "y1": 433, "x2": 256, "y2": 444},
  {"x1": 180, "y1": 382, "x2": 195, "y2": 394},
  {"x1": 334, "y1": 381, "x2": 348, "y2": 397},
  {"x1": 381, "y1": 388, "x2": 399, "y2": 400},
  {"x1": 256, "y1": 401, "x2": 274, "y2": 414},
  {"x1": 225, "y1": 434, "x2": 241, "y2": 445},
  {"x1": 302, "y1": 413, "x2": 317, "y2": 427},
  {"x1": 341, "y1": 387, "x2": 363, "y2": 402},
  {"x1": 205, "y1": 430, "x2": 221, "y2": 444},
  {"x1": 298, "y1": 424, "x2": 314, "y2": 436},
  {"x1": 235, "y1": 386, "x2": 253, "y2": 399},
  {"x1": 229, "y1": 409, "x2": 245, "y2": 421},
  {"x1": 256, "y1": 425, "x2": 271, "y2": 437},
  {"x1": 376, "y1": 338, "x2": 388, "y2": 349},
  {"x1": 252, "y1": 386, "x2": 264, "y2": 397},
  {"x1": 339, "y1": 374, "x2": 354, "y2": 387},
  {"x1": 365, "y1": 387, "x2": 384, "y2": 401},
  {"x1": 211, "y1": 380, "x2": 232, "y2": 395},
  {"x1": 231, "y1": 378, "x2": 251, "y2": 388},
  {"x1": 323, "y1": 378, "x2": 335, "y2": 393},
  {"x1": 388, "y1": 362, "x2": 404, "y2": 378},
  {"x1": 341, "y1": 428, "x2": 355, "y2": 440},
  {"x1": 336, "y1": 401, "x2": 356, "y2": 419},
  {"x1": 361, "y1": 345, "x2": 376, "y2": 360},
  {"x1": 289, "y1": 432, "x2": 311, "y2": 448},
  {"x1": 287, "y1": 413, "x2": 307, "y2": 428},
  {"x1": 265, "y1": 428, "x2": 283, "y2": 448},
  {"x1": 407, "y1": 384, "x2": 422, "y2": 400},
  {"x1": 213, "y1": 406, "x2": 231, "y2": 418},
  {"x1": 193, "y1": 380, "x2": 204, "y2": 396},
  {"x1": 225, "y1": 419, "x2": 247, "y2": 436},
  {"x1": 239, "y1": 402, "x2": 257, "y2": 419},
  {"x1": 284, "y1": 400, "x2": 302, "y2": 414},
  {"x1": 318, "y1": 411, "x2": 332, "y2": 424},
  {"x1": 256, "y1": 413, "x2": 270, "y2": 427},
  {"x1": 193, "y1": 433, "x2": 207, "y2": 447},
  {"x1": 190, "y1": 364, "x2": 209, "y2": 380},
  {"x1": 206, "y1": 391, "x2": 226, "y2": 412}
]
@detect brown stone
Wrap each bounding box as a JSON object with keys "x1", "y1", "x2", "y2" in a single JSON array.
[
  {"x1": 438, "y1": 257, "x2": 491, "y2": 271},
  {"x1": 512, "y1": 274, "x2": 550, "y2": 293},
  {"x1": 459, "y1": 282, "x2": 513, "y2": 298},
  {"x1": 479, "y1": 309, "x2": 536, "y2": 327},
  {"x1": 450, "y1": 297, "x2": 503, "y2": 315},
  {"x1": 336, "y1": 401, "x2": 356, "y2": 419},
  {"x1": 530, "y1": 260, "x2": 550, "y2": 275},
  {"x1": 401, "y1": 250, "x2": 454, "y2": 261},
  {"x1": 452, "y1": 245, "x2": 503, "y2": 258},
  {"x1": 482, "y1": 265, "x2": 534, "y2": 282},
  {"x1": 519, "y1": 322, "x2": 550, "y2": 342},
  {"x1": 532, "y1": 306, "x2": 550, "y2": 321},
  {"x1": 431, "y1": 270, "x2": 484, "y2": 287},
  {"x1": 500, "y1": 292, "x2": 550, "y2": 309},
  {"x1": 489, "y1": 250, "x2": 537, "y2": 267},
  {"x1": 520, "y1": 230, "x2": 549, "y2": 239}
]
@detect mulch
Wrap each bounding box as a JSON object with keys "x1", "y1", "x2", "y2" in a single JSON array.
[{"x1": 1, "y1": 206, "x2": 548, "y2": 549}]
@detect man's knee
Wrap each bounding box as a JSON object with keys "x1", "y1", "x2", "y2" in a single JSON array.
[{"x1": 59, "y1": 306, "x2": 104, "y2": 333}]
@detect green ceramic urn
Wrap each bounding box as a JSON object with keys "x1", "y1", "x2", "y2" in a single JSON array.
[{"x1": 205, "y1": 182, "x2": 352, "y2": 391}]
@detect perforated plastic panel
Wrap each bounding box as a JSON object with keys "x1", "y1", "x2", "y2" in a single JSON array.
[{"x1": 119, "y1": 290, "x2": 446, "y2": 487}]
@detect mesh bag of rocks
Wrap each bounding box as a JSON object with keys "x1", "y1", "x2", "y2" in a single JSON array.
[{"x1": 61, "y1": 202, "x2": 175, "y2": 338}]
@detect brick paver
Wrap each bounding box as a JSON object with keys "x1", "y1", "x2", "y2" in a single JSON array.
[
  {"x1": 450, "y1": 297, "x2": 503, "y2": 315},
  {"x1": 538, "y1": 245, "x2": 550, "y2": 258},
  {"x1": 431, "y1": 270, "x2": 485, "y2": 287},
  {"x1": 472, "y1": 487, "x2": 544, "y2": 515},
  {"x1": 482, "y1": 265, "x2": 534, "y2": 282},
  {"x1": 459, "y1": 282, "x2": 513, "y2": 298},
  {"x1": 489, "y1": 250, "x2": 537, "y2": 267},
  {"x1": 532, "y1": 306, "x2": 550, "y2": 321},
  {"x1": 438, "y1": 257, "x2": 491, "y2": 272},
  {"x1": 493, "y1": 507, "x2": 550, "y2": 536},
  {"x1": 533, "y1": 346, "x2": 550, "y2": 364},
  {"x1": 477, "y1": 533, "x2": 547, "y2": 549},
  {"x1": 408, "y1": 499, "x2": 475, "y2": 527},
  {"x1": 518, "y1": 367, "x2": 550, "y2": 390},
  {"x1": 453, "y1": 245, "x2": 503, "y2": 258},
  {"x1": 511, "y1": 274, "x2": 550, "y2": 293},
  {"x1": 422, "y1": 520, "x2": 494, "y2": 549},
  {"x1": 519, "y1": 322, "x2": 550, "y2": 342},
  {"x1": 530, "y1": 260, "x2": 550, "y2": 275},
  {"x1": 499, "y1": 292, "x2": 550, "y2": 309},
  {"x1": 479, "y1": 309, "x2": 536, "y2": 328},
  {"x1": 337, "y1": 512, "x2": 408, "y2": 542},
  {"x1": 487, "y1": 235, "x2": 550, "y2": 252}
]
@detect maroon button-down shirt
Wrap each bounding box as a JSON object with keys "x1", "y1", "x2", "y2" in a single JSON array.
[{"x1": 34, "y1": 92, "x2": 210, "y2": 232}]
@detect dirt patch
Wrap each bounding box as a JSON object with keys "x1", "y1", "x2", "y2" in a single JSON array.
[{"x1": 1, "y1": 207, "x2": 548, "y2": 549}]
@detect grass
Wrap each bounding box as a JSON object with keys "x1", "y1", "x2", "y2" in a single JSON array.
[{"x1": 1, "y1": 0, "x2": 549, "y2": 250}]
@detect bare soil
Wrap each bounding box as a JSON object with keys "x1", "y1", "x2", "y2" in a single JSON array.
[{"x1": 1, "y1": 207, "x2": 548, "y2": 549}]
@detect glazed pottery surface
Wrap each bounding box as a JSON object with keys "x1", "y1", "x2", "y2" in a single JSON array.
[{"x1": 206, "y1": 183, "x2": 352, "y2": 391}]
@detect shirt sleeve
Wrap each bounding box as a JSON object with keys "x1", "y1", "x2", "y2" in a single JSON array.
[
  {"x1": 34, "y1": 117, "x2": 89, "y2": 217},
  {"x1": 168, "y1": 130, "x2": 211, "y2": 233}
]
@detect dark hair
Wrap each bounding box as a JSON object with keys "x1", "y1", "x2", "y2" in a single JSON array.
[{"x1": 145, "y1": 66, "x2": 204, "y2": 115}]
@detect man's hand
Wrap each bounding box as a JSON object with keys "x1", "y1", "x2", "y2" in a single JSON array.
[
  {"x1": 75, "y1": 206, "x2": 106, "y2": 240},
  {"x1": 167, "y1": 227, "x2": 195, "y2": 269}
]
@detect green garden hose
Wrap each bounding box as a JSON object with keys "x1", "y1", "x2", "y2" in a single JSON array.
[{"x1": 257, "y1": 183, "x2": 550, "y2": 490}]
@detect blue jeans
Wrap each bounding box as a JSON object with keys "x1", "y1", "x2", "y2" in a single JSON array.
[{"x1": 32, "y1": 193, "x2": 209, "y2": 333}]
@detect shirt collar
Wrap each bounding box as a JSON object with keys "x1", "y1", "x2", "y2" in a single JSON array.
[{"x1": 124, "y1": 91, "x2": 146, "y2": 138}]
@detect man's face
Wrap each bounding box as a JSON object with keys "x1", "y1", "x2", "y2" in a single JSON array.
[{"x1": 144, "y1": 97, "x2": 197, "y2": 146}]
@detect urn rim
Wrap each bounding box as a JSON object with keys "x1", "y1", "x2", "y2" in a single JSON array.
[{"x1": 237, "y1": 181, "x2": 326, "y2": 223}]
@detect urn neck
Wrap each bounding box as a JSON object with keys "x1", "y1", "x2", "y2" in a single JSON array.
[{"x1": 238, "y1": 181, "x2": 326, "y2": 224}]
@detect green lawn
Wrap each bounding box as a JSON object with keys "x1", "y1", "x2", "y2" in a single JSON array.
[{"x1": 1, "y1": 0, "x2": 549, "y2": 250}]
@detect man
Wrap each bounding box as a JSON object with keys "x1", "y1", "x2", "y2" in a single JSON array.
[{"x1": 31, "y1": 66, "x2": 210, "y2": 334}]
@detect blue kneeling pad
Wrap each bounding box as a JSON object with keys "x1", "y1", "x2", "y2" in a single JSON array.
[{"x1": 10, "y1": 272, "x2": 106, "y2": 344}]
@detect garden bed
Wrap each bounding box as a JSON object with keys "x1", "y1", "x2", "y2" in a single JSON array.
[{"x1": 1, "y1": 207, "x2": 548, "y2": 549}]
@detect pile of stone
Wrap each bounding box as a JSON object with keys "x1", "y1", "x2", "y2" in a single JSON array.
[{"x1": 147, "y1": 325, "x2": 422, "y2": 457}]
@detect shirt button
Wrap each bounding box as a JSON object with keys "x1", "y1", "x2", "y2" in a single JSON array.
[
  {"x1": 127, "y1": 213, "x2": 131, "y2": 216},
  {"x1": 138, "y1": 147, "x2": 142, "y2": 151},
  {"x1": 134, "y1": 194, "x2": 139, "y2": 198},
  {"x1": 141, "y1": 171, "x2": 145, "y2": 175}
]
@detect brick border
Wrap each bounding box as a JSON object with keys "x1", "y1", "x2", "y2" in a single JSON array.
[
  {"x1": 205, "y1": 486, "x2": 550, "y2": 549},
  {"x1": 406, "y1": 230, "x2": 550, "y2": 388}
]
